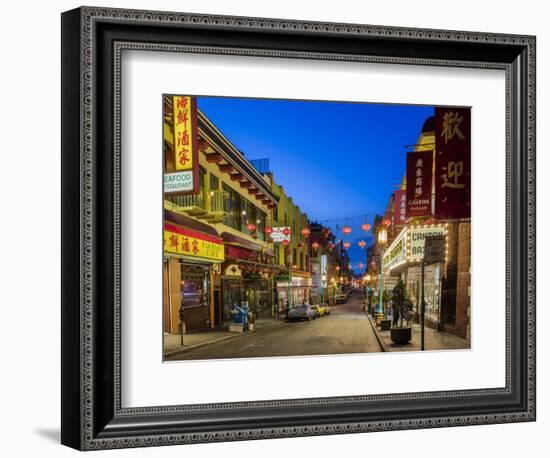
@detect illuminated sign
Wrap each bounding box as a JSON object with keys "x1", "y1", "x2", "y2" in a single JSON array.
[
  {"x1": 164, "y1": 223, "x2": 224, "y2": 261},
  {"x1": 270, "y1": 227, "x2": 291, "y2": 243}
]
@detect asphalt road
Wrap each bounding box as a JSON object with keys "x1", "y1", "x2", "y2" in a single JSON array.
[{"x1": 166, "y1": 290, "x2": 381, "y2": 361}]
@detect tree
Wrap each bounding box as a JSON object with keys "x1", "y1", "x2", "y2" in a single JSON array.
[{"x1": 391, "y1": 280, "x2": 412, "y2": 328}]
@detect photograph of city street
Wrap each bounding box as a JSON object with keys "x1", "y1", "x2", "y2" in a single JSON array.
[{"x1": 162, "y1": 95, "x2": 471, "y2": 361}]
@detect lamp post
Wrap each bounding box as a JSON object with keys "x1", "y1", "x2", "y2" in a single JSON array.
[{"x1": 375, "y1": 226, "x2": 387, "y2": 323}]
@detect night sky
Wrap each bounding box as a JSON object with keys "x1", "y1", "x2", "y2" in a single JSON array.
[{"x1": 197, "y1": 96, "x2": 434, "y2": 273}]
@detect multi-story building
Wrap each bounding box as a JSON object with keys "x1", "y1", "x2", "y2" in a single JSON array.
[
  {"x1": 377, "y1": 116, "x2": 471, "y2": 340},
  {"x1": 163, "y1": 97, "x2": 282, "y2": 334},
  {"x1": 268, "y1": 178, "x2": 312, "y2": 312}
]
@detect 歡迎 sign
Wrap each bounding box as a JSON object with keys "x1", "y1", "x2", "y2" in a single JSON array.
[
  {"x1": 164, "y1": 171, "x2": 193, "y2": 193},
  {"x1": 435, "y1": 107, "x2": 471, "y2": 219}
]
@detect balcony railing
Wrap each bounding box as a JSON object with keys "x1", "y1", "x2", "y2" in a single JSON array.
[
  {"x1": 168, "y1": 190, "x2": 206, "y2": 215},
  {"x1": 166, "y1": 189, "x2": 228, "y2": 222}
]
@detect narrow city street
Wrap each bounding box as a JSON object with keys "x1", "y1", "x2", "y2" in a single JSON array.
[{"x1": 165, "y1": 291, "x2": 381, "y2": 361}]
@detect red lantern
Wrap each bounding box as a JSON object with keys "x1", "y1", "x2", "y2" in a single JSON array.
[
  {"x1": 283, "y1": 227, "x2": 291, "y2": 236},
  {"x1": 246, "y1": 223, "x2": 257, "y2": 231},
  {"x1": 327, "y1": 242, "x2": 335, "y2": 250},
  {"x1": 342, "y1": 226, "x2": 352, "y2": 235},
  {"x1": 343, "y1": 242, "x2": 351, "y2": 249},
  {"x1": 382, "y1": 218, "x2": 391, "y2": 227},
  {"x1": 265, "y1": 226, "x2": 273, "y2": 234},
  {"x1": 336, "y1": 266, "x2": 341, "y2": 271},
  {"x1": 297, "y1": 241, "x2": 304, "y2": 248},
  {"x1": 282, "y1": 239, "x2": 290, "y2": 246},
  {"x1": 311, "y1": 241, "x2": 320, "y2": 250},
  {"x1": 252, "y1": 233, "x2": 258, "y2": 239},
  {"x1": 358, "y1": 240, "x2": 366, "y2": 248},
  {"x1": 361, "y1": 223, "x2": 371, "y2": 232},
  {"x1": 359, "y1": 263, "x2": 364, "y2": 269},
  {"x1": 301, "y1": 227, "x2": 311, "y2": 237}
]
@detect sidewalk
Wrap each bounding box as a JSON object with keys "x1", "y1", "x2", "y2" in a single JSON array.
[
  {"x1": 367, "y1": 315, "x2": 470, "y2": 352},
  {"x1": 163, "y1": 317, "x2": 282, "y2": 357}
]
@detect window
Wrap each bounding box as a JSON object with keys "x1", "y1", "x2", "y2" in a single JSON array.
[
  {"x1": 223, "y1": 184, "x2": 240, "y2": 229},
  {"x1": 210, "y1": 174, "x2": 219, "y2": 191},
  {"x1": 255, "y1": 209, "x2": 266, "y2": 241},
  {"x1": 240, "y1": 197, "x2": 255, "y2": 233}
]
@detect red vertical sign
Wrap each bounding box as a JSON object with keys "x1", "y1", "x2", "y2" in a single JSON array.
[
  {"x1": 406, "y1": 151, "x2": 433, "y2": 217},
  {"x1": 393, "y1": 189, "x2": 407, "y2": 227},
  {"x1": 435, "y1": 107, "x2": 471, "y2": 219}
]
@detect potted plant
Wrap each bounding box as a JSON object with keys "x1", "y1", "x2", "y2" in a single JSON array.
[
  {"x1": 390, "y1": 280, "x2": 413, "y2": 344},
  {"x1": 379, "y1": 290, "x2": 392, "y2": 331}
]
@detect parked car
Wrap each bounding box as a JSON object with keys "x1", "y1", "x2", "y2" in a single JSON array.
[
  {"x1": 317, "y1": 303, "x2": 331, "y2": 316},
  {"x1": 336, "y1": 293, "x2": 347, "y2": 304},
  {"x1": 285, "y1": 305, "x2": 316, "y2": 321},
  {"x1": 309, "y1": 304, "x2": 322, "y2": 318}
]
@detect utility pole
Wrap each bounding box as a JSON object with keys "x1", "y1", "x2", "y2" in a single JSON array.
[{"x1": 421, "y1": 260, "x2": 425, "y2": 351}]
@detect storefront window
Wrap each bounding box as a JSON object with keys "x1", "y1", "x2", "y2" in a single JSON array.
[
  {"x1": 222, "y1": 278, "x2": 243, "y2": 321},
  {"x1": 180, "y1": 264, "x2": 209, "y2": 308}
]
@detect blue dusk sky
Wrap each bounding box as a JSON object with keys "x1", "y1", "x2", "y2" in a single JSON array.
[{"x1": 197, "y1": 96, "x2": 434, "y2": 272}]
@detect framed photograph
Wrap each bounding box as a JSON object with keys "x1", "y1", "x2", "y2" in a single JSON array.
[{"x1": 61, "y1": 6, "x2": 536, "y2": 450}]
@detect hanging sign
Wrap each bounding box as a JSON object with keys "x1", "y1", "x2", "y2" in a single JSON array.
[
  {"x1": 406, "y1": 151, "x2": 433, "y2": 217},
  {"x1": 393, "y1": 189, "x2": 407, "y2": 227},
  {"x1": 270, "y1": 227, "x2": 291, "y2": 243},
  {"x1": 170, "y1": 95, "x2": 199, "y2": 194},
  {"x1": 434, "y1": 107, "x2": 471, "y2": 219}
]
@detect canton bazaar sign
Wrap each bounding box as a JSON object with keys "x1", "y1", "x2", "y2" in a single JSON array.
[
  {"x1": 406, "y1": 151, "x2": 433, "y2": 217},
  {"x1": 164, "y1": 223, "x2": 225, "y2": 261},
  {"x1": 410, "y1": 225, "x2": 446, "y2": 261}
]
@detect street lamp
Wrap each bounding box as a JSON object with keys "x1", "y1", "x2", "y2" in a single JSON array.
[
  {"x1": 321, "y1": 273, "x2": 327, "y2": 303},
  {"x1": 375, "y1": 226, "x2": 388, "y2": 323}
]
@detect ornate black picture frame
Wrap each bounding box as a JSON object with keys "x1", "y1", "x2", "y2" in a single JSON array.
[{"x1": 61, "y1": 6, "x2": 536, "y2": 450}]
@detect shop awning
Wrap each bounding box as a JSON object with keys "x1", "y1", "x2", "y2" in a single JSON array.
[
  {"x1": 221, "y1": 232, "x2": 262, "y2": 252},
  {"x1": 164, "y1": 210, "x2": 219, "y2": 237}
]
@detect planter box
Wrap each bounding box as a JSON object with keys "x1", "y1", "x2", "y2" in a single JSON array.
[
  {"x1": 380, "y1": 319, "x2": 392, "y2": 331},
  {"x1": 391, "y1": 327, "x2": 412, "y2": 344}
]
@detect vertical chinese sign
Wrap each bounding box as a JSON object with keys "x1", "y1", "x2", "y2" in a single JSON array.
[
  {"x1": 406, "y1": 151, "x2": 433, "y2": 217},
  {"x1": 164, "y1": 95, "x2": 199, "y2": 195},
  {"x1": 393, "y1": 189, "x2": 407, "y2": 227},
  {"x1": 434, "y1": 107, "x2": 471, "y2": 219}
]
